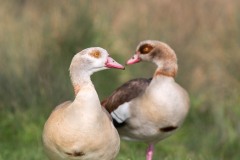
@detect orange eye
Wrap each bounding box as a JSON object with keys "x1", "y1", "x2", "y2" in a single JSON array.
[
  {"x1": 90, "y1": 50, "x2": 101, "y2": 58},
  {"x1": 143, "y1": 47, "x2": 150, "y2": 53},
  {"x1": 139, "y1": 44, "x2": 153, "y2": 54}
]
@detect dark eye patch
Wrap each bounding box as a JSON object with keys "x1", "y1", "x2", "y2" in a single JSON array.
[{"x1": 139, "y1": 44, "x2": 153, "y2": 54}]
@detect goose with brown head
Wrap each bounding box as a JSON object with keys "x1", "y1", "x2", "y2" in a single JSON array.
[{"x1": 102, "y1": 40, "x2": 189, "y2": 160}]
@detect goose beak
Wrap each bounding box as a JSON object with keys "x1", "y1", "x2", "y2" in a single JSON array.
[
  {"x1": 126, "y1": 53, "x2": 141, "y2": 65},
  {"x1": 105, "y1": 56, "x2": 125, "y2": 70}
]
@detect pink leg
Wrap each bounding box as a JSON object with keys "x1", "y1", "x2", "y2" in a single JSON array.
[{"x1": 146, "y1": 144, "x2": 154, "y2": 160}]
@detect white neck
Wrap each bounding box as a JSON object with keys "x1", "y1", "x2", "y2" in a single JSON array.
[
  {"x1": 153, "y1": 59, "x2": 177, "y2": 78},
  {"x1": 70, "y1": 70, "x2": 101, "y2": 112},
  {"x1": 66, "y1": 71, "x2": 102, "y2": 123},
  {"x1": 71, "y1": 70, "x2": 91, "y2": 84},
  {"x1": 70, "y1": 68, "x2": 94, "y2": 96}
]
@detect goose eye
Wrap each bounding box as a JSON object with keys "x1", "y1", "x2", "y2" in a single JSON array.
[
  {"x1": 90, "y1": 50, "x2": 101, "y2": 58},
  {"x1": 139, "y1": 44, "x2": 153, "y2": 54}
]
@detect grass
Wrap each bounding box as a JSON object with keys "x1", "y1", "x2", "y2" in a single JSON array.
[
  {"x1": 0, "y1": 0, "x2": 240, "y2": 159},
  {"x1": 1, "y1": 101, "x2": 239, "y2": 160}
]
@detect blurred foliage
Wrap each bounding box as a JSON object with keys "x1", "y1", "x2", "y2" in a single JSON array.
[{"x1": 0, "y1": 0, "x2": 240, "y2": 159}]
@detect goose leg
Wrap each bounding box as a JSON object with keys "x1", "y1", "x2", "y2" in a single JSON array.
[{"x1": 146, "y1": 144, "x2": 154, "y2": 160}]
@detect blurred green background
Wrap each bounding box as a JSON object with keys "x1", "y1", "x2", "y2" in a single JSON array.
[{"x1": 0, "y1": 0, "x2": 240, "y2": 160}]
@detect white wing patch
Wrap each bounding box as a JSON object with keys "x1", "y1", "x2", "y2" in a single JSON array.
[{"x1": 111, "y1": 102, "x2": 130, "y2": 123}]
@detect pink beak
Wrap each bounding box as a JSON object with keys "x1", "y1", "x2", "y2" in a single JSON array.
[
  {"x1": 105, "y1": 56, "x2": 125, "y2": 70},
  {"x1": 126, "y1": 53, "x2": 141, "y2": 65}
]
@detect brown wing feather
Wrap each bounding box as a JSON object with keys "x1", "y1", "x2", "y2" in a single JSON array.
[{"x1": 101, "y1": 78, "x2": 152, "y2": 113}]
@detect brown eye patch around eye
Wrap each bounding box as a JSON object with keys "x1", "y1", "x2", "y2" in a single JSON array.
[
  {"x1": 90, "y1": 50, "x2": 101, "y2": 58},
  {"x1": 139, "y1": 44, "x2": 153, "y2": 54}
]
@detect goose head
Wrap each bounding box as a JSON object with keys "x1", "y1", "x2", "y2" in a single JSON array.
[
  {"x1": 69, "y1": 47, "x2": 124, "y2": 93},
  {"x1": 70, "y1": 47, "x2": 124, "y2": 74},
  {"x1": 126, "y1": 40, "x2": 178, "y2": 77}
]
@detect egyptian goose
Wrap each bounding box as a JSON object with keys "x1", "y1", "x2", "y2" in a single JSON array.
[
  {"x1": 101, "y1": 40, "x2": 189, "y2": 160},
  {"x1": 42, "y1": 47, "x2": 124, "y2": 160}
]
